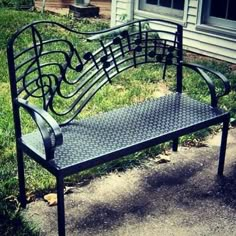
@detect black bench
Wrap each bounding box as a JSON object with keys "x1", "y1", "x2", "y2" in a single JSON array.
[{"x1": 7, "y1": 19, "x2": 230, "y2": 236}]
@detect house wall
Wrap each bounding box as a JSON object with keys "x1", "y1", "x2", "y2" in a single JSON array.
[
  {"x1": 110, "y1": 0, "x2": 236, "y2": 63},
  {"x1": 111, "y1": 0, "x2": 134, "y2": 26}
]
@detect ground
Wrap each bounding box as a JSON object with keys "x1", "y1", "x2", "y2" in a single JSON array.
[{"x1": 24, "y1": 128, "x2": 236, "y2": 236}]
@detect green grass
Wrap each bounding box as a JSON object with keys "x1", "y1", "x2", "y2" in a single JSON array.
[{"x1": 0, "y1": 8, "x2": 236, "y2": 235}]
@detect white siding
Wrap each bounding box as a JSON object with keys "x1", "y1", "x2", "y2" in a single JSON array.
[
  {"x1": 188, "y1": 0, "x2": 198, "y2": 8},
  {"x1": 111, "y1": 0, "x2": 236, "y2": 63},
  {"x1": 111, "y1": 0, "x2": 132, "y2": 27}
]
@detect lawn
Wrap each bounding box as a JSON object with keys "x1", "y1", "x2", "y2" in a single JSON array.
[{"x1": 0, "y1": 8, "x2": 236, "y2": 235}]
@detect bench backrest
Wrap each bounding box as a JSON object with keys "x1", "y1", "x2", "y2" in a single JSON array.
[{"x1": 7, "y1": 19, "x2": 183, "y2": 125}]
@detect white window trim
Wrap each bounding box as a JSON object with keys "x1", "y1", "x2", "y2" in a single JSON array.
[
  {"x1": 196, "y1": 0, "x2": 236, "y2": 38},
  {"x1": 207, "y1": 17, "x2": 236, "y2": 30},
  {"x1": 135, "y1": 0, "x2": 189, "y2": 26},
  {"x1": 139, "y1": 1, "x2": 184, "y2": 18}
]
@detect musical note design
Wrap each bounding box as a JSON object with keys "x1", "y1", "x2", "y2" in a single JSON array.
[
  {"x1": 166, "y1": 52, "x2": 174, "y2": 65},
  {"x1": 113, "y1": 37, "x2": 125, "y2": 57},
  {"x1": 148, "y1": 37, "x2": 157, "y2": 58},
  {"x1": 99, "y1": 40, "x2": 108, "y2": 57},
  {"x1": 83, "y1": 52, "x2": 99, "y2": 69},
  {"x1": 10, "y1": 19, "x2": 182, "y2": 123},
  {"x1": 133, "y1": 37, "x2": 142, "y2": 67},
  {"x1": 108, "y1": 45, "x2": 119, "y2": 73},
  {"x1": 145, "y1": 32, "x2": 148, "y2": 62},
  {"x1": 120, "y1": 30, "x2": 131, "y2": 51},
  {"x1": 102, "y1": 60, "x2": 112, "y2": 84},
  {"x1": 73, "y1": 50, "x2": 84, "y2": 72},
  {"x1": 156, "y1": 40, "x2": 167, "y2": 63}
]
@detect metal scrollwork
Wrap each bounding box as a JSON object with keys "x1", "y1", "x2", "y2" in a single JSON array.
[{"x1": 9, "y1": 19, "x2": 182, "y2": 124}]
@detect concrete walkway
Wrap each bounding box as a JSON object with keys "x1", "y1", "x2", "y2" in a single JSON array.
[{"x1": 24, "y1": 128, "x2": 236, "y2": 236}]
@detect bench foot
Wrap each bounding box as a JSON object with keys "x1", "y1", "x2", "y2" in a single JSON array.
[
  {"x1": 17, "y1": 147, "x2": 27, "y2": 208},
  {"x1": 218, "y1": 117, "x2": 230, "y2": 176},
  {"x1": 57, "y1": 175, "x2": 66, "y2": 236},
  {"x1": 172, "y1": 138, "x2": 179, "y2": 152}
]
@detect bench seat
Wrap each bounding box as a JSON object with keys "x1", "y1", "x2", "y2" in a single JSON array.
[{"x1": 22, "y1": 92, "x2": 227, "y2": 176}]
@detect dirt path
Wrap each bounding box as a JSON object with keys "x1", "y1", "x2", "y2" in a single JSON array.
[{"x1": 24, "y1": 128, "x2": 236, "y2": 236}]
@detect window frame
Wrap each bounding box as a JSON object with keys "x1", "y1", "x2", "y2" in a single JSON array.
[
  {"x1": 139, "y1": 0, "x2": 184, "y2": 19},
  {"x1": 137, "y1": 0, "x2": 189, "y2": 25},
  {"x1": 197, "y1": 0, "x2": 236, "y2": 38},
  {"x1": 201, "y1": 0, "x2": 236, "y2": 30}
]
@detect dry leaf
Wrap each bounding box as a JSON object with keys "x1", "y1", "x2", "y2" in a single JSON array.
[
  {"x1": 64, "y1": 186, "x2": 74, "y2": 195},
  {"x1": 156, "y1": 154, "x2": 171, "y2": 164},
  {"x1": 44, "y1": 186, "x2": 73, "y2": 206},
  {"x1": 26, "y1": 192, "x2": 36, "y2": 203},
  {"x1": 163, "y1": 150, "x2": 172, "y2": 156},
  {"x1": 44, "y1": 193, "x2": 57, "y2": 206},
  {"x1": 4, "y1": 195, "x2": 18, "y2": 202},
  {"x1": 115, "y1": 85, "x2": 125, "y2": 91},
  {"x1": 183, "y1": 139, "x2": 208, "y2": 148},
  {"x1": 4, "y1": 195, "x2": 21, "y2": 214}
]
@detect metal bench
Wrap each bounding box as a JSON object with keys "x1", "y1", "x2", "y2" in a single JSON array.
[{"x1": 7, "y1": 19, "x2": 230, "y2": 236}]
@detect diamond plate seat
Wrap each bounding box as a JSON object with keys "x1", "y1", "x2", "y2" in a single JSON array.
[
  {"x1": 22, "y1": 93, "x2": 228, "y2": 176},
  {"x1": 7, "y1": 19, "x2": 230, "y2": 236}
]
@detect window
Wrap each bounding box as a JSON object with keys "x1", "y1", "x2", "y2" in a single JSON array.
[
  {"x1": 202, "y1": 0, "x2": 236, "y2": 29},
  {"x1": 139, "y1": 0, "x2": 185, "y2": 19}
]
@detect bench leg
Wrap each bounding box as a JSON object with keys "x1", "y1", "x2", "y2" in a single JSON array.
[
  {"x1": 172, "y1": 138, "x2": 179, "y2": 152},
  {"x1": 17, "y1": 147, "x2": 27, "y2": 208},
  {"x1": 57, "y1": 175, "x2": 66, "y2": 236},
  {"x1": 218, "y1": 117, "x2": 230, "y2": 176}
]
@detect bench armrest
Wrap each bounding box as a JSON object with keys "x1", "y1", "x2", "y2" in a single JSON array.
[
  {"x1": 182, "y1": 62, "x2": 231, "y2": 107},
  {"x1": 16, "y1": 98, "x2": 63, "y2": 160}
]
